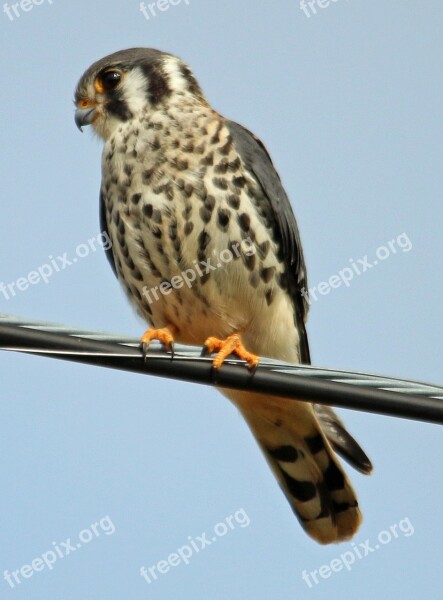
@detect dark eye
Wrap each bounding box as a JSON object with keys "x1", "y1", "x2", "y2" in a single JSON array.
[{"x1": 97, "y1": 70, "x2": 122, "y2": 92}]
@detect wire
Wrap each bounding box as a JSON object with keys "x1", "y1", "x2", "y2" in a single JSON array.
[{"x1": 1, "y1": 313, "x2": 442, "y2": 424}]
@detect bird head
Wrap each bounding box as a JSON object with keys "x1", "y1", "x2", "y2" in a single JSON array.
[{"x1": 74, "y1": 48, "x2": 205, "y2": 140}]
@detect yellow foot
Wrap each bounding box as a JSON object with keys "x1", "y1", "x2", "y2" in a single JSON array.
[
  {"x1": 202, "y1": 333, "x2": 260, "y2": 371},
  {"x1": 140, "y1": 327, "x2": 175, "y2": 358}
]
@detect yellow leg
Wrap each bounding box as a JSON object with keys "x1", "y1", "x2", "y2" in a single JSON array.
[
  {"x1": 140, "y1": 326, "x2": 176, "y2": 356},
  {"x1": 203, "y1": 333, "x2": 260, "y2": 371}
]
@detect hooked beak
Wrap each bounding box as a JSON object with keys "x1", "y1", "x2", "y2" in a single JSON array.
[{"x1": 75, "y1": 106, "x2": 97, "y2": 131}]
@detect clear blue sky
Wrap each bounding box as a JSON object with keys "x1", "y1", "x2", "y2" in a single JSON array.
[{"x1": 1, "y1": 1, "x2": 442, "y2": 598}]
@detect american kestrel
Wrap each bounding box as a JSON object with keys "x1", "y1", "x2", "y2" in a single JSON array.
[{"x1": 74, "y1": 48, "x2": 372, "y2": 544}]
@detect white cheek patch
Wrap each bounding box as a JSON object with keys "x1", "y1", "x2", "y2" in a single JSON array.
[
  {"x1": 161, "y1": 56, "x2": 188, "y2": 93},
  {"x1": 122, "y1": 67, "x2": 151, "y2": 114}
]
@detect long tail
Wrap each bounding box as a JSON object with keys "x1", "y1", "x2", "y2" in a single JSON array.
[{"x1": 224, "y1": 389, "x2": 365, "y2": 544}]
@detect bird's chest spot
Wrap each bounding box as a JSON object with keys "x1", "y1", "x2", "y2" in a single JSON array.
[{"x1": 100, "y1": 116, "x2": 286, "y2": 343}]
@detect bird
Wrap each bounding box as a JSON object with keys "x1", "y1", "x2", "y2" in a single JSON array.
[{"x1": 74, "y1": 48, "x2": 373, "y2": 544}]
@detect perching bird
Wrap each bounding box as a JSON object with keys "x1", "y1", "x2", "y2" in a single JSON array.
[{"x1": 74, "y1": 48, "x2": 372, "y2": 544}]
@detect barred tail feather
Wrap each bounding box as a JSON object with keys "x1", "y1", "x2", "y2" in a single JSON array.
[{"x1": 224, "y1": 389, "x2": 363, "y2": 544}]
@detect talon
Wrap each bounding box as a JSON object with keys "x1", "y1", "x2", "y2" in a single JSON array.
[
  {"x1": 141, "y1": 342, "x2": 149, "y2": 363},
  {"x1": 202, "y1": 333, "x2": 260, "y2": 371},
  {"x1": 249, "y1": 362, "x2": 259, "y2": 376},
  {"x1": 200, "y1": 345, "x2": 211, "y2": 358},
  {"x1": 140, "y1": 327, "x2": 176, "y2": 359}
]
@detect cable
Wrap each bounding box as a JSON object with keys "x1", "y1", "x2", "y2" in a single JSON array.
[{"x1": 0, "y1": 313, "x2": 442, "y2": 424}]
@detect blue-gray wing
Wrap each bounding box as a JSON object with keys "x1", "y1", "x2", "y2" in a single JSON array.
[
  {"x1": 99, "y1": 189, "x2": 117, "y2": 277},
  {"x1": 226, "y1": 120, "x2": 310, "y2": 363},
  {"x1": 226, "y1": 121, "x2": 373, "y2": 474},
  {"x1": 98, "y1": 125, "x2": 370, "y2": 474}
]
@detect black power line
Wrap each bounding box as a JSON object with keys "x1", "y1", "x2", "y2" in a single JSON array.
[{"x1": 0, "y1": 314, "x2": 442, "y2": 424}]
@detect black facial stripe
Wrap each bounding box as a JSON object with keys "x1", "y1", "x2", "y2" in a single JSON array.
[
  {"x1": 141, "y1": 64, "x2": 171, "y2": 105},
  {"x1": 106, "y1": 89, "x2": 133, "y2": 121},
  {"x1": 179, "y1": 63, "x2": 203, "y2": 98}
]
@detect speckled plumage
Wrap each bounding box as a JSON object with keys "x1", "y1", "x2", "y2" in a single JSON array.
[{"x1": 75, "y1": 48, "x2": 372, "y2": 544}]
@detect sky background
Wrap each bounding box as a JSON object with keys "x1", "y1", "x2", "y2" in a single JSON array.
[{"x1": 0, "y1": 1, "x2": 442, "y2": 598}]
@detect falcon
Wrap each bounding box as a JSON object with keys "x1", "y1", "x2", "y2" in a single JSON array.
[{"x1": 74, "y1": 48, "x2": 372, "y2": 544}]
